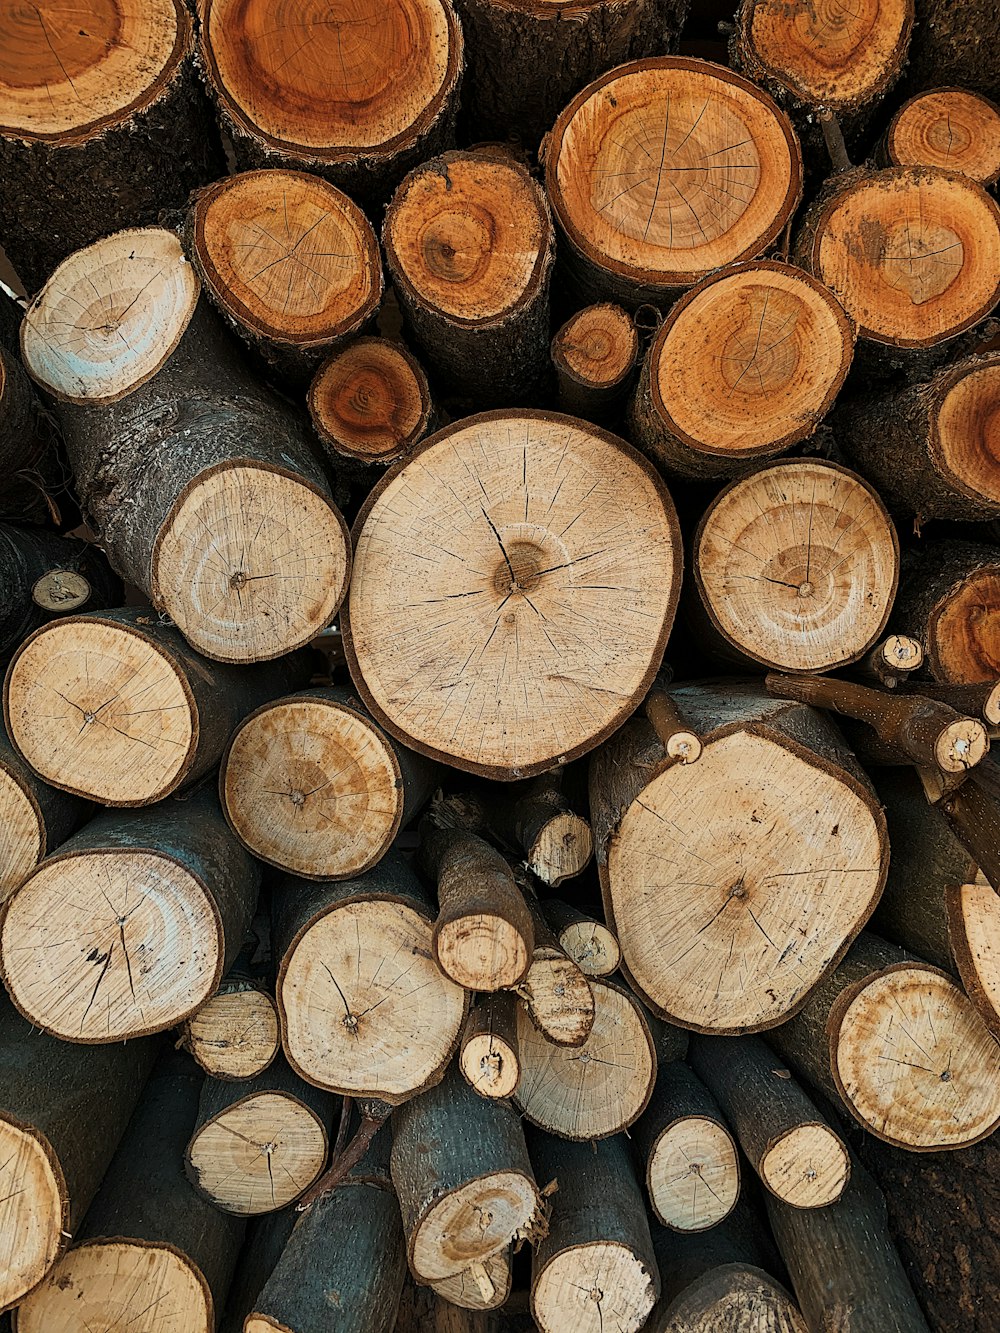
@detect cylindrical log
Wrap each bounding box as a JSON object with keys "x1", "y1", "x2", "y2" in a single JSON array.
[
  {"x1": 0, "y1": 348, "x2": 61, "y2": 507},
  {"x1": 904, "y1": 2, "x2": 1000, "y2": 102},
  {"x1": 186, "y1": 1057, "x2": 334, "y2": 1214},
  {"x1": 0, "y1": 995, "x2": 156, "y2": 1311},
  {"x1": 274, "y1": 852, "x2": 468, "y2": 1104},
  {"x1": 421, "y1": 822, "x2": 536, "y2": 990},
  {"x1": 0, "y1": 524, "x2": 120, "y2": 659},
  {"x1": 218, "y1": 1211, "x2": 297, "y2": 1333},
  {"x1": 1, "y1": 786, "x2": 261, "y2": 1042},
  {"x1": 179, "y1": 955, "x2": 281, "y2": 1082},
  {"x1": 19, "y1": 229, "x2": 351, "y2": 664},
  {"x1": 0, "y1": 0, "x2": 223, "y2": 293},
  {"x1": 343, "y1": 410, "x2": 682, "y2": 779},
  {"x1": 835, "y1": 353, "x2": 1000, "y2": 522},
  {"x1": 768, "y1": 931, "x2": 1000, "y2": 1150},
  {"x1": 590, "y1": 684, "x2": 888, "y2": 1032},
  {"x1": 552, "y1": 303, "x2": 640, "y2": 425},
  {"x1": 15, "y1": 1053, "x2": 245, "y2": 1333},
  {"x1": 309, "y1": 338, "x2": 436, "y2": 468},
  {"x1": 892, "y1": 539, "x2": 1000, "y2": 683},
  {"x1": 514, "y1": 977, "x2": 657, "y2": 1140},
  {"x1": 905, "y1": 679, "x2": 1000, "y2": 731},
  {"x1": 221, "y1": 685, "x2": 437, "y2": 880},
  {"x1": 540, "y1": 899, "x2": 620, "y2": 977},
  {"x1": 794, "y1": 167, "x2": 1000, "y2": 371},
  {"x1": 633, "y1": 1061, "x2": 740, "y2": 1231},
  {"x1": 186, "y1": 170, "x2": 383, "y2": 387},
  {"x1": 383, "y1": 149, "x2": 554, "y2": 406},
  {"x1": 884, "y1": 89, "x2": 1000, "y2": 184},
  {"x1": 528, "y1": 1130, "x2": 660, "y2": 1333},
  {"x1": 855, "y1": 634, "x2": 925, "y2": 689},
  {"x1": 516, "y1": 896, "x2": 596, "y2": 1047},
  {"x1": 690, "y1": 1035, "x2": 849, "y2": 1208},
  {"x1": 459, "y1": 993, "x2": 522, "y2": 1100},
  {"x1": 692, "y1": 459, "x2": 899, "y2": 673},
  {"x1": 766, "y1": 1153, "x2": 931, "y2": 1333},
  {"x1": 390, "y1": 1063, "x2": 542, "y2": 1283},
  {"x1": 0, "y1": 721, "x2": 88, "y2": 902},
  {"x1": 394, "y1": 1279, "x2": 531, "y2": 1330},
  {"x1": 545, "y1": 58, "x2": 802, "y2": 309},
  {"x1": 6, "y1": 607, "x2": 311, "y2": 806},
  {"x1": 198, "y1": 0, "x2": 463, "y2": 208},
  {"x1": 628, "y1": 262, "x2": 853, "y2": 480}
]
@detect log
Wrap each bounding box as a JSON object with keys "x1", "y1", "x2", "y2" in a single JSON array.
[
  {"x1": 514, "y1": 976, "x2": 658, "y2": 1140},
  {"x1": 459, "y1": 993, "x2": 522, "y2": 1100},
  {"x1": 690, "y1": 1035, "x2": 849, "y2": 1208},
  {"x1": 0, "y1": 786, "x2": 261, "y2": 1042},
  {"x1": 430, "y1": 1247, "x2": 512, "y2": 1311},
  {"x1": 179, "y1": 952, "x2": 281, "y2": 1082},
  {"x1": 309, "y1": 338, "x2": 436, "y2": 468},
  {"x1": 835, "y1": 353, "x2": 1000, "y2": 522},
  {"x1": 590, "y1": 684, "x2": 888, "y2": 1032},
  {"x1": 632, "y1": 1060, "x2": 740, "y2": 1231},
  {"x1": 0, "y1": 347, "x2": 60, "y2": 509},
  {"x1": 540, "y1": 899, "x2": 621, "y2": 977},
  {"x1": 218, "y1": 1211, "x2": 297, "y2": 1333},
  {"x1": 186, "y1": 169, "x2": 383, "y2": 387},
  {"x1": 920, "y1": 753, "x2": 1000, "y2": 893},
  {"x1": 220, "y1": 684, "x2": 437, "y2": 880},
  {"x1": 395, "y1": 1282, "x2": 531, "y2": 1331},
  {"x1": 0, "y1": 721, "x2": 88, "y2": 902},
  {"x1": 855, "y1": 634, "x2": 925, "y2": 689},
  {"x1": 644, "y1": 683, "x2": 702, "y2": 764},
  {"x1": 766, "y1": 1153, "x2": 931, "y2": 1333},
  {"x1": 343, "y1": 410, "x2": 682, "y2": 779},
  {"x1": 6, "y1": 606, "x2": 311, "y2": 806},
  {"x1": 421, "y1": 821, "x2": 536, "y2": 990},
  {"x1": 198, "y1": 0, "x2": 463, "y2": 208},
  {"x1": 516, "y1": 895, "x2": 597, "y2": 1047},
  {"x1": 883, "y1": 89, "x2": 1000, "y2": 184},
  {"x1": 904, "y1": 0, "x2": 1000, "y2": 102},
  {"x1": 768, "y1": 931, "x2": 1000, "y2": 1150},
  {"x1": 892, "y1": 539, "x2": 1000, "y2": 683},
  {"x1": 19, "y1": 228, "x2": 351, "y2": 664},
  {"x1": 628, "y1": 261, "x2": 853, "y2": 480},
  {"x1": 552, "y1": 303, "x2": 640, "y2": 425},
  {"x1": 905, "y1": 679, "x2": 1000, "y2": 731},
  {"x1": 383, "y1": 149, "x2": 554, "y2": 406},
  {"x1": 0, "y1": 0, "x2": 223, "y2": 292},
  {"x1": 692, "y1": 458, "x2": 899, "y2": 673},
  {"x1": 15, "y1": 1053, "x2": 245, "y2": 1333},
  {"x1": 274, "y1": 852, "x2": 468, "y2": 1104},
  {"x1": 545, "y1": 58, "x2": 802, "y2": 308},
  {"x1": 528, "y1": 1130, "x2": 660, "y2": 1333},
  {"x1": 0, "y1": 994, "x2": 156, "y2": 1311},
  {"x1": 455, "y1": 0, "x2": 687, "y2": 149},
  {"x1": 390, "y1": 1062, "x2": 542, "y2": 1283}
]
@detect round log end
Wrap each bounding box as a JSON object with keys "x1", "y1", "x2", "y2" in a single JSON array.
[
  {"x1": 552, "y1": 304, "x2": 639, "y2": 390},
  {"x1": 759, "y1": 1123, "x2": 849, "y2": 1208},
  {"x1": 556, "y1": 918, "x2": 621, "y2": 978},
  {"x1": 527, "y1": 812, "x2": 594, "y2": 887},
  {"x1": 927, "y1": 556, "x2": 1000, "y2": 682},
  {"x1": 31, "y1": 570, "x2": 93, "y2": 613},
  {"x1": 935, "y1": 717, "x2": 989, "y2": 772},
  {"x1": 309, "y1": 338, "x2": 432, "y2": 464},
  {"x1": 459, "y1": 1031, "x2": 521, "y2": 1100},
  {"x1": 0, "y1": 1117, "x2": 63, "y2": 1311},
  {"x1": 519, "y1": 947, "x2": 597, "y2": 1047},
  {"x1": 0, "y1": 761, "x2": 44, "y2": 901},
  {"x1": 411, "y1": 1170, "x2": 539, "y2": 1283},
  {"x1": 877, "y1": 633, "x2": 925, "y2": 674},
  {"x1": 647, "y1": 1115, "x2": 739, "y2": 1230},
  {"x1": 930, "y1": 357, "x2": 1000, "y2": 510},
  {"x1": 533, "y1": 1241, "x2": 658, "y2": 1333},
  {"x1": 948, "y1": 879, "x2": 1000, "y2": 1032},
  {"x1": 183, "y1": 987, "x2": 281, "y2": 1081},
  {"x1": 435, "y1": 913, "x2": 532, "y2": 991},
  {"x1": 888, "y1": 89, "x2": 1000, "y2": 185}
]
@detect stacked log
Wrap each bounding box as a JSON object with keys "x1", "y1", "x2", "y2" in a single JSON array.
[{"x1": 882, "y1": 90, "x2": 1000, "y2": 184}]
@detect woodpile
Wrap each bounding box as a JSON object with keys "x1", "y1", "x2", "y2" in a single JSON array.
[{"x1": 4, "y1": 0, "x2": 1000, "y2": 1328}]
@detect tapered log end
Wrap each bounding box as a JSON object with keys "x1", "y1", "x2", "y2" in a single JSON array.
[
  {"x1": 183, "y1": 987, "x2": 280, "y2": 1081},
  {"x1": 647, "y1": 1116, "x2": 740, "y2": 1231},
  {"x1": 309, "y1": 338, "x2": 432, "y2": 464},
  {"x1": 0, "y1": 1118, "x2": 63, "y2": 1312},
  {"x1": 888, "y1": 89, "x2": 1000, "y2": 184},
  {"x1": 518, "y1": 947, "x2": 596, "y2": 1047},
  {"x1": 760, "y1": 1123, "x2": 849, "y2": 1207},
  {"x1": 534, "y1": 1241, "x2": 658, "y2": 1333},
  {"x1": 528, "y1": 812, "x2": 594, "y2": 887}
]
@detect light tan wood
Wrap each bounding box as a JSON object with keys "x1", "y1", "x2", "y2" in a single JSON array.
[
  {"x1": 950, "y1": 878, "x2": 1000, "y2": 1034},
  {"x1": 759, "y1": 1123, "x2": 849, "y2": 1207},
  {"x1": 411, "y1": 1171, "x2": 540, "y2": 1284},
  {"x1": 15, "y1": 1241, "x2": 210, "y2": 1332},
  {"x1": 694, "y1": 460, "x2": 898, "y2": 672},
  {"x1": 866, "y1": 634, "x2": 925, "y2": 684},
  {"x1": 345, "y1": 411, "x2": 681, "y2": 779},
  {"x1": 554, "y1": 917, "x2": 621, "y2": 978},
  {"x1": 534, "y1": 1240, "x2": 656, "y2": 1333},
  {"x1": 5, "y1": 616, "x2": 194, "y2": 805},
  {"x1": 1, "y1": 850, "x2": 220, "y2": 1042},
  {"x1": 527, "y1": 814, "x2": 594, "y2": 885},
  {"x1": 429, "y1": 1247, "x2": 512, "y2": 1311},
  {"x1": 647, "y1": 1116, "x2": 740, "y2": 1231},
  {"x1": 516, "y1": 944, "x2": 596, "y2": 1047},
  {"x1": 459, "y1": 996, "x2": 521, "y2": 1100},
  {"x1": 32, "y1": 569, "x2": 92, "y2": 612},
  {"x1": 0, "y1": 1116, "x2": 62, "y2": 1312},
  {"x1": 182, "y1": 987, "x2": 280, "y2": 1081},
  {"x1": 0, "y1": 765, "x2": 43, "y2": 902},
  {"x1": 654, "y1": 1266, "x2": 809, "y2": 1333},
  {"x1": 514, "y1": 978, "x2": 655, "y2": 1139},
  {"x1": 309, "y1": 337, "x2": 433, "y2": 463},
  {"x1": 888, "y1": 89, "x2": 1000, "y2": 184}
]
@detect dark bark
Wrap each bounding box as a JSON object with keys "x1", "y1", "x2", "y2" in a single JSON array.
[
  {"x1": 904, "y1": 0, "x2": 1000, "y2": 102},
  {"x1": 0, "y1": 525, "x2": 121, "y2": 660},
  {"x1": 218, "y1": 1210, "x2": 297, "y2": 1333}
]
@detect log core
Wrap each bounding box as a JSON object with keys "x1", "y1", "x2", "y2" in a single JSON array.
[
  {"x1": 0, "y1": 764, "x2": 43, "y2": 901},
  {"x1": 5, "y1": 616, "x2": 194, "y2": 805},
  {"x1": 345, "y1": 411, "x2": 681, "y2": 778},
  {"x1": 695, "y1": 460, "x2": 898, "y2": 672},
  {"x1": 191, "y1": 170, "x2": 382, "y2": 350},
  {"x1": 0, "y1": 1117, "x2": 62, "y2": 1311},
  {"x1": 759, "y1": 1123, "x2": 849, "y2": 1207},
  {"x1": 14, "y1": 1241, "x2": 210, "y2": 1332},
  {"x1": 534, "y1": 1241, "x2": 656, "y2": 1333},
  {"x1": 309, "y1": 338, "x2": 432, "y2": 463},
  {"x1": 201, "y1": 0, "x2": 459, "y2": 158},
  {"x1": 887, "y1": 90, "x2": 1000, "y2": 185},
  {"x1": 647, "y1": 1117, "x2": 740, "y2": 1231},
  {"x1": 1, "y1": 850, "x2": 220, "y2": 1042},
  {"x1": 547, "y1": 58, "x2": 801, "y2": 301},
  {"x1": 0, "y1": 0, "x2": 185, "y2": 141}
]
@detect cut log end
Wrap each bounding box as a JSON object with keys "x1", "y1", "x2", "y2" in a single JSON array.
[
  {"x1": 31, "y1": 570, "x2": 93, "y2": 613},
  {"x1": 0, "y1": 1117, "x2": 63, "y2": 1312},
  {"x1": 309, "y1": 338, "x2": 432, "y2": 464},
  {"x1": 556, "y1": 919, "x2": 621, "y2": 978},
  {"x1": 2, "y1": 849, "x2": 221, "y2": 1042},
  {"x1": 459, "y1": 1031, "x2": 520, "y2": 1100},
  {"x1": 192, "y1": 170, "x2": 382, "y2": 347},
  {"x1": 647, "y1": 1115, "x2": 740, "y2": 1231},
  {"x1": 759, "y1": 1123, "x2": 849, "y2": 1208},
  {"x1": 552, "y1": 304, "x2": 639, "y2": 389},
  {"x1": 5, "y1": 616, "x2": 195, "y2": 806},
  {"x1": 0, "y1": 0, "x2": 188, "y2": 142},
  {"x1": 183, "y1": 987, "x2": 280, "y2": 1081},
  {"x1": 410, "y1": 1170, "x2": 539, "y2": 1283},
  {"x1": 430, "y1": 1247, "x2": 512, "y2": 1310},
  {"x1": 875, "y1": 633, "x2": 925, "y2": 676},
  {"x1": 151, "y1": 462, "x2": 350, "y2": 663},
  {"x1": 528, "y1": 812, "x2": 594, "y2": 886},
  {"x1": 533, "y1": 1241, "x2": 657, "y2": 1333},
  {"x1": 927, "y1": 559, "x2": 1000, "y2": 683},
  {"x1": 930, "y1": 359, "x2": 1000, "y2": 509},
  {"x1": 15, "y1": 1241, "x2": 211, "y2": 1333},
  {"x1": 949, "y1": 879, "x2": 1000, "y2": 1032},
  {"x1": 0, "y1": 764, "x2": 43, "y2": 902},
  {"x1": 935, "y1": 717, "x2": 990, "y2": 772},
  {"x1": 548, "y1": 58, "x2": 801, "y2": 296},
  {"x1": 222, "y1": 695, "x2": 403, "y2": 879},
  {"x1": 695, "y1": 460, "x2": 898, "y2": 672},
  {"x1": 831, "y1": 961, "x2": 1000, "y2": 1149},
  {"x1": 20, "y1": 229, "x2": 199, "y2": 405},
  {"x1": 888, "y1": 89, "x2": 1000, "y2": 184},
  {"x1": 436, "y1": 914, "x2": 532, "y2": 992},
  {"x1": 518, "y1": 947, "x2": 596, "y2": 1047},
  {"x1": 201, "y1": 0, "x2": 460, "y2": 159}
]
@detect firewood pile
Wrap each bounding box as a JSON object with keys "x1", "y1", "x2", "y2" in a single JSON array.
[{"x1": 2, "y1": 0, "x2": 1000, "y2": 1328}]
